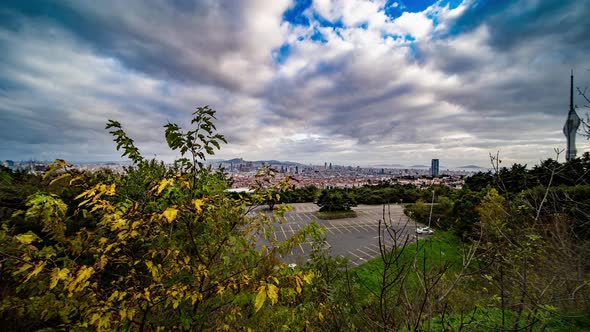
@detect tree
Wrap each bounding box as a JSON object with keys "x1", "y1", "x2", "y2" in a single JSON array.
[
  {"x1": 0, "y1": 106, "x2": 322, "y2": 330},
  {"x1": 316, "y1": 189, "x2": 357, "y2": 212}
]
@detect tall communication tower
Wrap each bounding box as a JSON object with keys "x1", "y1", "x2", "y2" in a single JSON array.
[{"x1": 564, "y1": 70, "x2": 581, "y2": 161}]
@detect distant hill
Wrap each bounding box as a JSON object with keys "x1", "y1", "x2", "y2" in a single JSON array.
[
  {"x1": 410, "y1": 165, "x2": 429, "y2": 168},
  {"x1": 223, "y1": 158, "x2": 245, "y2": 164},
  {"x1": 217, "y1": 158, "x2": 302, "y2": 166},
  {"x1": 457, "y1": 165, "x2": 484, "y2": 169}
]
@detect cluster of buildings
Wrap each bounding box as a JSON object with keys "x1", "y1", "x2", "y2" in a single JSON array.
[
  {"x1": 226, "y1": 159, "x2": 474, "y2": 190},
  {"x1": 2, "y1": 157, "x2": 476, "y2": 191}
]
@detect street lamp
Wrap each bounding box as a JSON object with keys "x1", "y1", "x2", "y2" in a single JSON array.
[{"x1": 427, "y1": 190, "x2": 434, "y2": 228}]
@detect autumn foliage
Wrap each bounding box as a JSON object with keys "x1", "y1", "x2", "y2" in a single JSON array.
[{"x1": 0, "y1": 107, "x2": 324, "y2": 331}]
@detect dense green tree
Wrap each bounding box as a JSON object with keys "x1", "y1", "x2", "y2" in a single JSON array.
[
  {"x1": 316, "y1": 189, "x2": 357, "y2": 212},
  {"x1": 465, "y1": 171, "x2": 493, "y2": 192}
]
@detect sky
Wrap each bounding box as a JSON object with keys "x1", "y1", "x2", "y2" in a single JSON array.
[{"x1": 1, "y1": 0, "x2": 589, "y2": 168}]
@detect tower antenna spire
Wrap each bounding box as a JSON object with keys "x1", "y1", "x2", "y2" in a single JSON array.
[{"x1": 570, "y1": 69, "x2": 574, "y2": 111}]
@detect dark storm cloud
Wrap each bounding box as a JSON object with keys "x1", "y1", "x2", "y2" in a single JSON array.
[
  {"x1": 0, "y1": 0, "x2": 286, "y2": 93},
  {"x1": 451, "y1": 0, "x2": 589, "y2": 52}
]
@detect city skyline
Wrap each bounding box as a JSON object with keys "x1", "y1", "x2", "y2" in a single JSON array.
[{"x1": 1, "y1": 1, "x2": 590, "y2": 167}]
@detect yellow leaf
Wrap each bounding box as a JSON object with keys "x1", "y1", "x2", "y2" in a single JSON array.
[
  {"x1": 193, "y1": 199, "x2": 205, "y2": 213},
  {"x1": 106, "y1": 184, "x2": 116, "y2": 196},
  {"x1": 162, "y1": 208, "x2": 178, "y2": 223},
  {"x1": 15, "y1": 233, "x2": 38, "y2": 245},
  {"x1": 75, "y1": 187, "x2": 94, "y2": 200},
  {"x1": 254, "y1": 285, "x2": 266, "y2": 312},
  {"x1": 295, "y1": 276, "x2": 303, "y2": 294},
  {"x1": 13, "y1": 263, "x2": 32, "y2": 276},
  {"x1": 303, "y1": 272, "x2": 314, "y2": 284},
  {"x1": 49, "y1": 172, "x2": 71, "y2": 185},
  {"x1": 66, "y1": 266, "x2": 94, "y2": 293},
  {"x1": 156, "y1": 178, "x2": 168, "y2": 195},
  {"x1": 69, "y1": 175, "x2": 83, "y2": 185},
  {"x1": 49, "y1": 267, "x2": 70, "y2": 289},
  {"x1": 24, "y1": 261, "x2": 46, "y2": 283},
  {"x1": 267, "y1": 284, "x2": 279, "y2": 305},
  {"x1": 217, "y1": 285, "x2": 225, "y2": 295}
]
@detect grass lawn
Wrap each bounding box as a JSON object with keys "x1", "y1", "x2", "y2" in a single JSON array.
[
  {"x1": 352, "y1": 230, "x2": 464, "y2": 298},
  {"x1": 350, "y1": 231, "x2": 590, "y2": 331}
]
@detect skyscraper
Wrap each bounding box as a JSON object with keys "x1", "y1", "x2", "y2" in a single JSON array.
[
  {"x1": 431, "y1": 159, "x2": 439, "y2": 177},
  {"x1": 564, "y1": 71, "x2": 581, "y2": 161}
]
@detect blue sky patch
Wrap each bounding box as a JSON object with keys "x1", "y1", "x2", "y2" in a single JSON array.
[
  {"x1": 283, "y1": 0, "x2": 312, "y2": 26},
  {"x1": 273, "y1": 43, "x2": 291, "y2": 64},
  {"x1": 439, "y1": 0, "x2": 463, "y2": 10},
  {"x1": 310, "y1": 29, "x2": 328, "y2": 43},
  {"x1": 312, "y1": 12, "x2": 345, "y2": 29}
]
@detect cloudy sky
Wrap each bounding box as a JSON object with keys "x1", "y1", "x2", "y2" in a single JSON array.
[{"x1": 1, "y1": 0, "x2": 589, "y2": 167}]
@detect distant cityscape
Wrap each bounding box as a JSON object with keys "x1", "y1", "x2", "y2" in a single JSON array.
[{"x1": 2, "y1": 158, "x2": 487, "y2": 191}]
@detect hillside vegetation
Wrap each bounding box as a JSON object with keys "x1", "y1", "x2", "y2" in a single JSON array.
[{"x1": 1, "y1": 107, "x2": 589, "y2": 331}]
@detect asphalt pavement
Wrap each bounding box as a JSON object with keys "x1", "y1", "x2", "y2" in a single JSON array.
[{"x1": 257, "y1": 203, "x2": 426, "y2": 267}]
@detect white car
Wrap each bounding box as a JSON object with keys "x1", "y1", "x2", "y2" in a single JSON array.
[{"x1": 416, "y1": 227, "x2": 434, "y2": 235}]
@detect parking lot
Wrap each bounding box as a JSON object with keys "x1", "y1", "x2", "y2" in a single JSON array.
[{"x1": 259, "y1": 203, "x2": 423, "y2": 266}]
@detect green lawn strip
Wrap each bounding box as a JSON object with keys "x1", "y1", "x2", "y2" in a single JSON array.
[
  {"x1": 352, "y1": 231, "x2": 464, "y2": 299},
  {"x1": 316, "y1": 210, "x2": 357, "y2": 219}
]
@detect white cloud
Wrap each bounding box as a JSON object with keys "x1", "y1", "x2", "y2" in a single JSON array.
[{"x1": 387, "y1": 11, "x2": 434, "y2": 40}]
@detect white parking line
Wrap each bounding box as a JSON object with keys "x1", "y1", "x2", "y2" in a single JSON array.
[
  {"x1": 365, "y1": 246, "x2": 380, "y2": 255},
  {"x1": 330, "y1": 223, "x2": 344, "y2": 234},
  {"x1": 348, "y1": 250, "x2": 364, "y2": 260},
  {"x1": 347, "y1": 224, "x2": 362, "y2": 232},
  {"x1": 324, "y1": 226, "x2": 335, "y2": 235},
  {"x1": 369, "y1": 243, "x2": 381, "y2": 250},
  {"x1": 357, "y1": 224, "x2": 372, "y2": 232},
  {"x1": 357, "y1": 247, "x2": 373, "y2": 258},
  {"x1": 340, "y1": 224, "x2": 354, "y2": 233}
]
